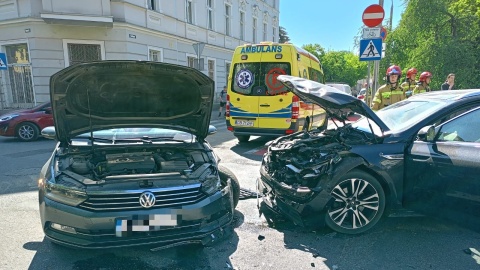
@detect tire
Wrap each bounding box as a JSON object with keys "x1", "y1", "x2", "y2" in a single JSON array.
[
  {"x1": 16, "y1": 122, "x2": 39, "y2": 142},
  {"x1": 218, "y1": 165, "x2": 240, "y2": 208},
  {"x1": 235, "y1": 135, "x2": 250, "y2": 143},
  {"x1": 325, "y1": 169, "x2": 386, "y2": 234}
]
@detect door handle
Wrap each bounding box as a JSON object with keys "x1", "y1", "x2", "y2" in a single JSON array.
[
  {"x1": 260, "y1": 104, "x2": 270, "y2": 107},
  {"x1": 412, "y1": 157, "x2": 430, "y2": 162}
]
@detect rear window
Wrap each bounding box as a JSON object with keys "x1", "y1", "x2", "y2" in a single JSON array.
[{"x1": 231, "y1": 62, "x2": 291, "y2": 96}]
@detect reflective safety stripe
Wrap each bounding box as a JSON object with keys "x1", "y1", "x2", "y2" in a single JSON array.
[
  {"x1": 390, "y1": 90, "x2": 404, "y2": 95},
  {"x1": 373, "y1": 97, "x2": 381, "y2": 103},
  {"x1": 381, "y1": 92, "x2": 392, "y2": 98}
]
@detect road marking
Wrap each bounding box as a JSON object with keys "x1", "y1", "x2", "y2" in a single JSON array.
[{"x1": 244, "y1": 146, "x2": 267, "y2": 155}]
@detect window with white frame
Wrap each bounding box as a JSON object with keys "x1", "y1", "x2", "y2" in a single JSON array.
[
  {"x1": 225, "y1": 4, "x2": 231, "y2": 36},
  {"x1": 207, "y1": 0, "x2": 214, "y2": 30},
  {"x1": 225, "y1": 61, "x2": 231, "y2": 79},
  {"x1": 62, "y1": 40, "x2": 105, "y2": 67},
  {"x1": 147, "y1": 0, "x2": 156, "y2": 11},
  {"x1": 272, "y1": 26, "x2": 277, "y2": 42},
  {"x1": 186, "y1": 0, "x2": 193, "y2": 24},
  {"x1": 148, "y1": 47, "x2": 163, "y2": 62},
  {"x1": 253, "y1": 18, "x2": 257, "y2": 43},
  {"x1": 240, "y1": 11, "x2": 245, "y2": 40},
  {"x1": 208, "y1": 59, "x2": 215, "y2": 80},
  {"x1": 187, "y1": 56, "x2": 197, "y2": 68},
  {"x1": 263, "y1": 23, "x2": 267, "y2": 41}
]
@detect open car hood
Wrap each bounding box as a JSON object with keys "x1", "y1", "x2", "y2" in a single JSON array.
[
  {"x1": 277, "y1": 75, "x2": 389, "y2": 132},
  {"x1": 50, "y1": 61, "x2": 214, "y2": 143}
]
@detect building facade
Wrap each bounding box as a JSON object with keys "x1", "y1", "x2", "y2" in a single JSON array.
[{"x1": 0, "y1": 0, "x2": 279, "y2": 109}]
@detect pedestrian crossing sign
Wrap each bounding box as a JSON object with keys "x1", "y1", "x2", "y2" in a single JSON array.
[
  {"x1": 0, "y1": 52, "x2": 7, "y2": 70},
  {"x1": 359, "y1": 38, "x2": 382, "y2": 61}
]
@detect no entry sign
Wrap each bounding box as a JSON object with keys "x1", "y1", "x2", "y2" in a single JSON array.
[{"x1": 362, "y1": 4, "x2": 385, "y2": 28}]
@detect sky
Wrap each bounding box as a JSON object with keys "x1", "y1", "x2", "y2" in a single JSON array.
[{"x1": 279, "y1": 0, "x2": 405, "y2": 52}]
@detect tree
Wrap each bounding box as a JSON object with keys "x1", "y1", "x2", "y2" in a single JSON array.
[
  {"x1": 279, "y1": 26, "x2": 290, "y2": 43},
  {"x1": 303, "y1": 44, "x2": 367, "y2": 87},
  {"x1": 302, "y1": 44, "x2": 325, "y2": 60},
  {"x1": 383, "y1": 0, "x2": 480, "y2": 89}
]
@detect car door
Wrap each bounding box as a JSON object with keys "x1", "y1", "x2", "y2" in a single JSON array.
[{"x1": 406, "y1": 107, "x2": 480, "y2": 214}]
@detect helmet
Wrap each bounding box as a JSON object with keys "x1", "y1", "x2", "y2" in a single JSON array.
[
  {"x1": 386, "y1": 65, "x2": 402, "y2": 76},
  {"x1": 407, "y1": 68, "x2": 417, "y2": 77},
  {"x1": 419, "y1": 71, "x2": 433, "y2": 82}
]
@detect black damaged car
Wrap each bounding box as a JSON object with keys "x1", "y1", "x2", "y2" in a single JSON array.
[
  {"x1": 258, "y1": 75, "x2": 480, "y2": 234},
  {"x1": 38, "y1": 61, "x2": 240, "y2": 249}
]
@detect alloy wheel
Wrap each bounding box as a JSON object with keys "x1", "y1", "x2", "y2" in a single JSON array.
[
  {"x1": 18, "y1": 125, "x2": 35, "y2": 140},
  {"x1": 328, "y1": 178, "x2": 381, "y2": 230}
]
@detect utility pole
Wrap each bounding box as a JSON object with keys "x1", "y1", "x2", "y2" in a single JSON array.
[{"x1": 372, "y1": 0, "x2": 384, "y2": 97}]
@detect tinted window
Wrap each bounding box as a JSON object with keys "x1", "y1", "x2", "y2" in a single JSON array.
[
  {"x1": 437, "y1": 108, "x2": 480, "y2": 142},
  {"x1": 231, "y1": 62, "x2": 291, "y2": 96},
  {"x1": 308, "y1": 67, "x2": 324, "y2": 83}
]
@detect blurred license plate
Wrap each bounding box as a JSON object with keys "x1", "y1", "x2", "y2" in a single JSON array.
[
  {"x1": 235, "y1": 120, "x2": 254, "y2": 127},
  {"x1": 115, "y1": 214, "x2": 177, "y2": 237}
]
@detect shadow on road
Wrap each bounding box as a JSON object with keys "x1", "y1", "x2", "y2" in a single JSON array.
[
  {"x1": 228, "y1": 136, "x2": 272, "y2": 162},
  {"x1": 24, "y1": 211, "x2": 244, "y2": 270}
]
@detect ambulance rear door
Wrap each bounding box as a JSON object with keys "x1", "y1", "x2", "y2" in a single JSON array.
[{"x1": 256, "y1": 46, "x2": 293, "y2": 130}]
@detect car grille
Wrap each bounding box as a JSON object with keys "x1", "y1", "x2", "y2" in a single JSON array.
[{"x1": 79, "y1": 184, "x2": 207, "y2": 212}]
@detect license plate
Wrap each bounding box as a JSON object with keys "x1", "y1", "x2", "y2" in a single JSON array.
[
  {"x1": 235, "y1": 120, "x2": 254, "y2": 127},
  {"x1": 115, "y1": 214, "x2": 177, "y2": 237}
]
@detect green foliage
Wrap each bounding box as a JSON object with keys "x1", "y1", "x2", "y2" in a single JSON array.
[
  {"x1": 302, "y1": 44, "x2": 367, "y2": 87},
  {"x1": 383, "y1": 0, "x2": 480, "y2": 89},
  {"x1": 279, "y1": 26, "x2": 290, "y2": 43}
]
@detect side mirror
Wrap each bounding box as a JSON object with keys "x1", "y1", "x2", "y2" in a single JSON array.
[
  {"x1": 41, "y1": 126, "x2": 56, "y2": 140},
  {"x1": 417, "y1": 125, "x2": 436, "y2": 142},
  {"x1": 44, "y1": 107, "x2": 52, "y2": 114},
  {"x1": 207, "y1": 125, "x2": 217, "y2": 136}
]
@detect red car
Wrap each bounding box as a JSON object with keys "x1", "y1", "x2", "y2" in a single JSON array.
[{"x1": 0, "y1": 102, "x2": 54, "y2": 141}]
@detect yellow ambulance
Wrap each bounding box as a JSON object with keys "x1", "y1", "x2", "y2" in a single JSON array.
[{"x1": 226, "y1": 42, "x2": 326, "y2": 142}]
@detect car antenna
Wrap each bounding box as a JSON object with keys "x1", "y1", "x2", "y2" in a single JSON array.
[{"x1": 86, "y1": 85, "x2": 96, "y2": 153}]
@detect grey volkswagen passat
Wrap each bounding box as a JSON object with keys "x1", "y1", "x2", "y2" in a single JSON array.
[{"x1": 38, "y1": 61, "x2": 240, "y2": 249}]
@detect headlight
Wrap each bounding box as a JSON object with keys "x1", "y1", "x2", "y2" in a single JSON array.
[
  {"x1": 0, "y1": 114, "x2": 19, "y2": 121},
  {"x1": 201, "y1": 175, "x2": 221, "y2": 195},
  {"x1": 44, "y1": 175, "x2": 88, "y2": 206}
]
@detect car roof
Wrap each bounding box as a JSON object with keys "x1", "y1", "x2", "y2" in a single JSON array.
[{"x1": 407, "y1": 89, "x2": 480, "y2": 102}]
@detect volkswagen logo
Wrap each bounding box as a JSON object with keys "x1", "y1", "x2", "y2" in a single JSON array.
[{"x1": 139, "y1": 192, "x2": 156, "y2": 208}]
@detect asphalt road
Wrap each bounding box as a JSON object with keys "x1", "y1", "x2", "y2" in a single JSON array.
[{"x1": 0, "y1": 115, "x2": 479, "y2": 270}]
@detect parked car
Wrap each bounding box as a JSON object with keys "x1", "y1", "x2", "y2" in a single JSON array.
[
  {"x1": 258, "y1": 75, "x2": 480, "y2": 234},
  {"x1": 0, "y1": 102, "x2": 54, "y2": 141},
  {"x1": 357, "y1": 88, "x2": 367, "y2": 102},
  {"x1": 326, "y1": 82, "x2": 352, "y2": 96},
  {"x1": 38, "y1": 61, "x2": 240, "y2": 249}
]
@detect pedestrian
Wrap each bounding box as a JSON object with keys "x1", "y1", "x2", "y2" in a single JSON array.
[
  {"x1": 371, "y1": 65, "x2": 406, "y2": 111},
  {"x1": 401, "y1": 67, "x2": 417, "y2": 98},
  {"x1": 218, "y1": 86, "x2": 227, "y2": 117},
  {"x1": 441, "y1": 73, "x2": 455, "y2": 90},
  {"x1": 412, "y1": 72, "x2": 432, "y2": 95}
]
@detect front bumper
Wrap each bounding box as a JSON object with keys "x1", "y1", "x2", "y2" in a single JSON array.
[
  {"x1": 39, "y1": 186, "x2": 234, "y2": 249},
  {"x1": 258, "y1": 166, "x2": 330, "y2": 227},
  {"x1": 0, "y1": 122, "x2": 14, "y2": 136}
]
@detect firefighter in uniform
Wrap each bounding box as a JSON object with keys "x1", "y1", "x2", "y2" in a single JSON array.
[
  {"x1": 401, "y1": 67, "x2": 417, "y2": 98},
  {"x1": 413, "y1": 71, "x2": 432, "y2": 95},
  {"x1": 371, "y1": 65, "x2": 406, "y2": 111}
]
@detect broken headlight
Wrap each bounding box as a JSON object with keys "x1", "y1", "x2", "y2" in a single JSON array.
[{"x1": 201, "y1": 174, "x2": 221, "y2": 195}]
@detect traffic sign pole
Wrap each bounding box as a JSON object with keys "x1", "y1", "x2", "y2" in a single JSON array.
[{"x1": 373, "y1": 0, "x2": 384, "y2": 98}]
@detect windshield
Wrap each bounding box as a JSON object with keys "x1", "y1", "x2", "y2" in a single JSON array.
[
  {"x1": 231, "y1": 62, "x2": 292, "y2": 96},
  {"x1": 352, "y1": 99, "x2": 446, "y2": 135},
  {"x1": 70, "y1": 128, "x2": 195, "y2": 146}
]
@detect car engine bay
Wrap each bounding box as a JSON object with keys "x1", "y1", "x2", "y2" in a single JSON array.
[
  {"x1": 55, "y1": 147, "x2": 215, "y2": 181},
  {"x1": 264, "y1": 124, "x2": 374, "y2": 188}
]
